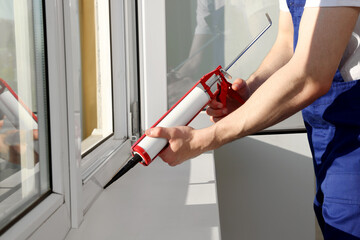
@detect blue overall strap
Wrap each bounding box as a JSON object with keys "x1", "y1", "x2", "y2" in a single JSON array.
[
  {"x1": 286, "y1": 0, "x2": 305, "y2": 51},
  {"x1": 286, "y1": 0, "x2": 360, "y2": 239}
]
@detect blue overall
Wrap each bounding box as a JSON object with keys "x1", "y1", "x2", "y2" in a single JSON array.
[{"x1": 287, "y1": 1, "x2": 360, "y2": 239}]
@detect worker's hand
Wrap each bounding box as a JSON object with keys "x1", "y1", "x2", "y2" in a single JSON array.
[
  {"x1": 145, "y1": 126, "x2": 205, "y2": 166},
  {"x1": 206, "y1": 78, "x2": 250, "y2": 122}
]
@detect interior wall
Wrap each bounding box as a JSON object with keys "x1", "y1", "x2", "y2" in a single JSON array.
[{"x1": 214, "y1": 133, "x2": 316, "y2": 240}]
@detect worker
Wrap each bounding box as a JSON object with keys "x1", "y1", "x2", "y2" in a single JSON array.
[{"x1": 146, "y1": 0, "x2": 360, "y2": 239}]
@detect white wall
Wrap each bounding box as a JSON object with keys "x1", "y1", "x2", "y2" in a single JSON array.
[{"x1": 214, "y1": 133, "x2": 316, "y2": 240}]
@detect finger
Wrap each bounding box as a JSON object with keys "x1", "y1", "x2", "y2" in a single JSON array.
[
  {"x1": 232, "y1": 78, "x2": 246, "y2": 91},
  {"x1": 211, "y1": 116, "x2": 223, "y2": 122},
  {"x1": 206, "y1": 107, "x2": 227, "y2": 117},
  {"x1": 209, "y1": 116, "x2": 220, "y2": 123},
  {"x1": 232, "y1": 78, "x2": 250, "y2": 99},
  {"x1": 210, "y1": 116, "x2": 216, "y2": 123},
  {"x1": 145, "y1": 127, "x2": 173, "y2": 139},
  {"x1": 33, "y1": 129, "x2": 39, "y2": 140},
  {"x1": 208, "y1": 99, "x2": 223, "y2": 109},
  {"x1": 158, "y1": 148, "x2": 177, "y2": 167}
]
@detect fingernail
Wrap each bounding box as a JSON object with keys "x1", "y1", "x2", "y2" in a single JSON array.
[
  {"x1": 222, "y1": 109, "x2": 227, "y2": 114},
  {"x1": 145, "y1": 129, "x2": 152, "y2": 136}
]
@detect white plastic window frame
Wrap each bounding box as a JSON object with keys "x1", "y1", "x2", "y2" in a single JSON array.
[
  {"x1": 138, "y1": 0, "x2": 167, "y2": 130},
  {"x1": 138, "y1": 0, "x2": 305, "y2": 133},
  {"x1": 1, "y1": 0, "x2": 138, "y2": 238},
  {"x1": 63, "y1": 0, "x2": 137, "y2": 229}
]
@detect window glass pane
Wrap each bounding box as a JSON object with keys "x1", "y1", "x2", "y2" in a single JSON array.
[
  {"x1": 0, "y1": 0, "x2": 50, "y2": 232},
  {"x1": 80, "y1": 0, "x2": 113, "y2": 154},
  {"x1": 166, "y1": 0, "x2": 278, "y2": 107}
]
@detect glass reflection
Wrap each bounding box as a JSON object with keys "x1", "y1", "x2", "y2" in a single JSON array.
[
  {"x1": 166, "y1": 0, "x2": 278, "y2": 107},
  {"x1": 0, "y1": 0, "x2": 50, "y2": 232}
]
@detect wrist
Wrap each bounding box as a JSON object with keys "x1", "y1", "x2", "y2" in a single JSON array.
[{"x1": 194, "y1": 126, "x2": 218, "y2": 153}]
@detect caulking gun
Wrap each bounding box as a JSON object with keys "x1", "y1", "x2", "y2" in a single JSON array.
[{"x1": 104, "y1": 13, "x2": 272, "y2": 189}]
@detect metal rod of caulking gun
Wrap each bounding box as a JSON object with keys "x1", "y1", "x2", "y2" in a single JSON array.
[
  {"x1": 224, "y1": 13, "x2": 272, "y2": 71},
  {"x1": 103, "y1": 13, "x2": 272, "y2": 189},
  {"x1": 204, "y1": 13, "x2": 272, "y2": 90}
]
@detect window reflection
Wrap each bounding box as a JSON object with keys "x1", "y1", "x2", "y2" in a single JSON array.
[
  {"x1": 0, "y1": 0, "x2": 50, "y2": 233},
  {"x1": 166, "y1": 0, "x2": 278, "y2": 107}
]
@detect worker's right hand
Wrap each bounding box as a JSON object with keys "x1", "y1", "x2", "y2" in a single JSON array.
[{"x1": 206, "y1": 78, "x2": 250, "y2": 122}]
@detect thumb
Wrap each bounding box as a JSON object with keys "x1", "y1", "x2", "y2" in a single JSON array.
[{"x1": 145, "y1": 127, "x2": 172, "y2": 139}]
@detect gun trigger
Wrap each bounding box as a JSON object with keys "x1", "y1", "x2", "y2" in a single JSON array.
[
  {"x1": 216, "y1": 79, "x2": 246, "y2": 107},
  {"x1": 216, "y1": 81, "x2": 230, "y2": 108}
]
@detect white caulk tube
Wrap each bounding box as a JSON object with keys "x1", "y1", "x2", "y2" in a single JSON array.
[
  {"x1": 105, "y1": 76, "x2": 219, "y2": 189},
  {"x1": 104, "y1": 13, "x2": 272, "y2": 189},
  {"x1": 140, "y1": 87, "x2": 208, "y2": 158},
  {"x1": 132, "y1": 13, "x2": 272, "y2": 166},
  {"x1": 132, "y1": 75, "x2": 218, "y2": 166}
]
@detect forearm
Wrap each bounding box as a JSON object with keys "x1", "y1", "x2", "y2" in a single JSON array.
[
  {"x1": 204, "y1": 61, "x2": 325, "y2": 150},
  {"x1": 200, "y1": 7, "x2": 359, "y2": 152},
  {"x1": 150, "y1": 7, "x2": 360, "y2": 166},
  {"x1": 247, "y1": 39, "x2": 293, "y2": 94},
  {"x1": 246, "y1": 11, "x2": 294, "y2": 94}
]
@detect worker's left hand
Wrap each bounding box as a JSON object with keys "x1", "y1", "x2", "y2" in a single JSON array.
[{"x1": 145, "y1": 126, "x2": 205, "y2": 166}]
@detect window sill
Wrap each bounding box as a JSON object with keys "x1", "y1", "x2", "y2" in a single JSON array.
[
  {"x1": 66, "y1": 152, "x2": 221, "y2": 240},
  {"x1": 81, "y1": 138, "x2": 130, "y2": 184}
]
